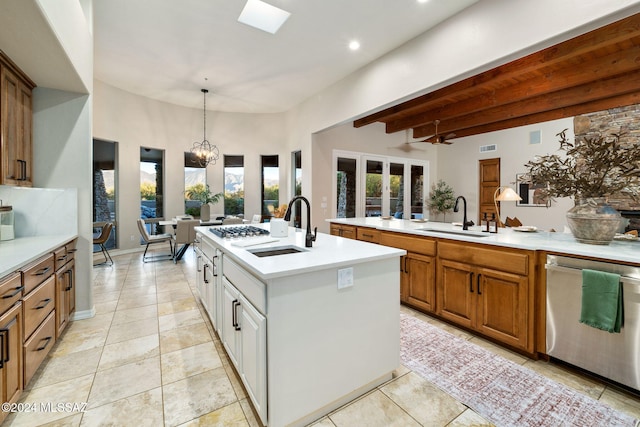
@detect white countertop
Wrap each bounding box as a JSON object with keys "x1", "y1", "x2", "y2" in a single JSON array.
[
  {"x1": 195, "y1": 225, "x2": 405, "y2": 281},
  {"x1": 0, "y1": 234, "x2": 77, "y2": 277},
  {"x1": 328, "y1": 217, "x2": 640, "y2": 264}
]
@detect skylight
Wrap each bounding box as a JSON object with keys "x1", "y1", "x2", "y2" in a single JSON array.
[{"x1": 238, "y1": 0, "x2": 291, "y2": 34}]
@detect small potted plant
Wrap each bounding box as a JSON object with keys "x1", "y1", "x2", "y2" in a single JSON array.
[
  {"x1": 522, "y1": 129, "x2": 640, "y2": 244},
  {"x1": 185, "y1": 184, "x2": 223, "y2": 221},
  {"x1": 428, "y1": 180, "x2": 456, "y2": 222}
]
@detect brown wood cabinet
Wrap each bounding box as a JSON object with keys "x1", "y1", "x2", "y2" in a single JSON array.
[
  {"x1": 356, "y1": 227, "x2": 380, "y2": 244},
  {"x1": 437, "y1": 241, "x2": 534, "y2": 352},
  {"x1": 0, "y1": 52, "x2": 35, "y2": 187},
  {"x1": 380, "y1": 231, "x2": 437, "y2": 313},
  {"x1": 329, "y1": 223, "x2": 356, "y2": 239},
  {"x1": 55, "y1": 258, "x2": 75, "y2": 338},
  {"x1": 0, "y1": 290, "x2": 22, "y2": 424}
]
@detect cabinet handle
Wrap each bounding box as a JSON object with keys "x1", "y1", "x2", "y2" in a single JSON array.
[
  {"x1": 231, "y1": 298, "x2": 238, "y2": 329},
  {"x1": 65, "y1": 269, "x2": 73, "y2": 291},
  {"x1": 196, "y1": 255, "x2": 202, "y2": 272},
  {"x1": 36, "y1": 336, "x2": 53, "y2": 351},
  {"x1": 22, "y1": 160, "x2": 27, "y2": 181},
  {"x1": 57, "y1": 254, "x2": 68, "y2": 262},
  {"x1": 0, "y1": 329, "x2": 6, "y2": 368},
  {"x1": 67, "y1": 248, "x2": 78, "y2": 253},
  {"x1": 2, "y1": 286, "x2": 23, "y2": 299},
  {"x1": 403, "y1": 257, "x2": 408, "y2": 274},
  {"x1": 362, "y1": 233, "x2": 373, "y2": 238},
  {"x1": 213, "y1": 255, "x2": 218, "y2": 277},
  {"x1": 34, "y1": 267, "x2": 51, "y2": 276},
  {"x1": 233, "y1": 300, "x2": 242, "y2": 331},
  {"x1": 34, "y1": 298, "x2": 52, "y2": 310},
  {"x1": 469, "y1": 273, "x2": 474, "y2": 293},
  {"x1": 477, "y1": 273, "x2": 482, "y2": 295},
  {"x1": 203, "y1": 264, "x2": 209, "y2": 284}
]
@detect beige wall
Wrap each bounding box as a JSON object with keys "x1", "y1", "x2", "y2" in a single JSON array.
[{"x1": 93, "y1": 81, "x2": 289, "y2": 250}]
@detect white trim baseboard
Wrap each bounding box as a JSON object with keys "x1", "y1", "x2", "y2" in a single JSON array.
[{"x1": 71, "y1": 306, "x2": 96, "y2": 321}]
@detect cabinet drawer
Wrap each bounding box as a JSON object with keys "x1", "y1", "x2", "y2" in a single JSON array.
[
  {"x1": 223, "y1": 257, "x2": 265, "y2": 315},
  {"x1": 21, "y1": 254, "x2": 54, "y2": 294},
  {"x1": 380, "y1": 232, "x2": 436, "y2": 256},
  {"x1": 201, "y1": 237, "x2": 217, "y2": 261},
  {"x1": 357, "y1": 227, "x2": 380, "y2": 244},
  {"x1": 53, "y1": 247, "x2": 68, "y2": 271},
  {"x1": 438, "y1": 241, "x2": 529, "y2": 276},
  {"x1": 0, "y1": 272, "x2": 23, "y2": 314},
  {"x1": 66, "y1": 239, "x2": 78, "y2": 261},
  {"x1": 23, "y1": 275, "x2": 55, "y2": 339},
  {"x1": 24, "y1": 311, "x2": 55, "y2": 387}
]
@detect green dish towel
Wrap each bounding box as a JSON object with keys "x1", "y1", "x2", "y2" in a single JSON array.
[{"x1": 580, "y1": 269, "x2": 623, "y2": 333}]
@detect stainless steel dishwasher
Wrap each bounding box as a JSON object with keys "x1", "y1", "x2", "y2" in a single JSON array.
[{"x1": 546, "y1": 255, "x2": 640, "y2": 391}]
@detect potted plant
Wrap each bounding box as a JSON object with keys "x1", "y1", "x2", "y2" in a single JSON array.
[
  {"x1": 522, "y1": 129, "x2": 640, "y2": 244},
  {"x1": 185, "y1": 184, "x2": 223, "y2": 221},
  {"x1": 428, "y1": 180, "x2": 456, "y2": 222}
]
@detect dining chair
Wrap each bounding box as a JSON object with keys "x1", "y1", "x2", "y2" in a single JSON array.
[
  {"x1": 93, "y1": 222, "x2": 114, "y2": 266},
  {"x1": 136, "y1": 218, "x2": 174, "y2": 262},
  {"x1": 172, "y1": 219, "x2": 200, "y2": 262}
]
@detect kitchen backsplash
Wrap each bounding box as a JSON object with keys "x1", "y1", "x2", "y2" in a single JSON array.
[{"x1": 0, "y1": 186, "x2": 77, "y2": 237}]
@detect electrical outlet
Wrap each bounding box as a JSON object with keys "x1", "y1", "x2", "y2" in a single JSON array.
[
  {"x1": 130, "y1": 235, "x2": 135, "y2": 241},
  {"x1": 337, "y1": 267, "x2": 354, "y2": 289}
]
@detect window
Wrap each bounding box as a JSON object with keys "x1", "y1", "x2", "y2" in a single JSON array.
[
  {"x1": 291, "y1": 150, "x2": 302, "y2": 227},
  {"x1": 93, "y1": 139, "x2": 117, "y2": 249},
  {"x1": 365, "y1": 158, "x2": 384, "y2": 217},
  {"x1": 140, "y1": 147, "x2": 164, "y2": 234},
  {"x1": 336, "y1": 157, "x2": 358, "y2": 218},
  {"x1": 261, "y1": 155, "x2": 279, "y2": 216},
  {"x1": 224, "y1": 155, "x2": 244, "y2": 216},
  {"x1": 184, "y1": 152, "x2": 207, "y2": 217}
]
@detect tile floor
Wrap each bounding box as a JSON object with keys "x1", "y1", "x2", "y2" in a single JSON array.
[{"x1": 5, "y1": 247, "x2": 640, "y2": 426}]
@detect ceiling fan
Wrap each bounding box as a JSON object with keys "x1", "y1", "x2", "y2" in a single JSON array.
[
  {"x1": 422, "y1": 120, "x2": 456, "y2": 145},
  {"x1": 388, "y1": 129, "x2": 426, "y2": 152}
]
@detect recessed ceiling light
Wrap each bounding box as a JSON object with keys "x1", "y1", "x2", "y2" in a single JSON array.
[
  {"x1": 238, "y1": 0, "x2": 291, "y2": 34},
  {"x1": 417, "y1": 0, "x2": 429, "y2": 3},
  {"x1": 349, "y1": 40, "x2": 361, "y2": 51}
]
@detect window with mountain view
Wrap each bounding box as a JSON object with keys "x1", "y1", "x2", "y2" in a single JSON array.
[
  {"x1": 224, "y1": 155, "x2": 244, "y2": 216},
  {"x1": 184, "y1": 152, "x2": 207, "y2": 217},
  {"x1": 261, "y1": 155, "x2": 279, "y2": 216}
]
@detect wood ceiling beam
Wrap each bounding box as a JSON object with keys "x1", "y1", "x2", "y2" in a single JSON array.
[
  {"x1": 439, "y1": 91, "x2": 640, "y2": 142},
  {"x1": 385, "y1": 43, "x2": 640, "y2": 134},
  {"x1": 412, "y1": 68, "x2": 640, "y2": 138},
  {"x1": 354, "y1": 13, "x2": 640, "y2": 129}
]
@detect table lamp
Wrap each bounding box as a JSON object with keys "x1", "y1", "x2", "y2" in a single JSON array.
[{"x1": 494, "y1": 186, "x2": 522, "y2": 227}]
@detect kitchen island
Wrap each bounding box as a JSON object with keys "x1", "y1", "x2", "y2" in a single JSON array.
[{"x1": 194, "y1": 225, "x2": 405, "y2": 427}]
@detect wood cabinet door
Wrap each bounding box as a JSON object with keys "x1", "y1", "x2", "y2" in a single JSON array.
[
  {"x1": 404, "y1": 253, "x2": 436, "y2": 313},
  {"x1": 0, "y1": 302, "x2": 23, "y2": 416},
  {"x1": 475, "y1": 267, "x2": 530, "y2": 351},
  {"x1": 437, "y1": 259, "x2": 475, "y2": 329},
  {"x1": 55, "y1": 268, "x2": 68, "y2": 338}
]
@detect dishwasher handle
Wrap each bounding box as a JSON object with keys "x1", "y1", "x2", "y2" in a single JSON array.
[{"x1": 545, "y1": 263, "x2": 640, "y2": 286}]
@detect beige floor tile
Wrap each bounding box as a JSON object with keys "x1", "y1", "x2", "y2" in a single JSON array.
[
  {"x1": 158, "y1": 297, "x2": 199, "y2": 316},
  {"x1": 92, "y1": 290, "x2": 121, "y2": 303},
  {"x1": 38, "y1": 413, "x2": 83, "y2": 427},
  {"x1": 161, "y1": 341, "x2": 222, "y2": 384},
  {"x1": 88, "y1": 357, "x2": 162, "y2": 409},
  {"x1": 308, "y1": 417, "x2": 337, "y2": 427},
  {"x1": 162, "y1": 367, "x2": 237, "y2": 427},
  {"x1": 106, "y1": 316, "x2": 159, "y2": 345},
  {"x1": 111, "y1": 304, "x2": 158, "y2": 325},
  {"x1": 80, "y1": 387, "x2": 164, "y2": 427},
  {"x1": 66, "y1": 313, "x2": 113, "y2": 333},
  {"x1": 93, "y1": 300, "x2": 118, "y2": 315},
  {"x1": 599, "y1": 386, "x2": 640, "y2": 420},
  {"x1": 119, "y1": 286, "x2": 157, "y2": 298},
  {"x1": 381, "y1": 371, "x2": 466, "y2": 425},
  {"x1": 160, "y1": 322, "x2": 213, "y2": 354},
  {"x1": 157, "y1": 287, "x2": 195, "y2": 303},
  {"x1": 115, "y1": 292, "x2": 157, "y2": 310},
  {"x1": 27, "y1": 347, "x2": 101, "y2": 390},
  {"x1": 7, "y1": 374, "x2": 93, "y2": 427},
  {"x1": 448, "y1": 408, "x2": 494, "y2": 426},
  {"x1": 51, "y1": 329, "x2": 108, "y2": 357},
  {"x1": 329, "y1": 390, "x2": 420, "y2": 427},
  {"x1": 176, "y1": 401, "x2": 249, "y2": 427},
  {"x1": 158, "y1": 308, "x2": 203, "y2": 332},
  {"x1": 238, "y1": 398, "x2": 261, "y2": 427},
  {"x1": 92, "y1": 282, "x2": 124, "y2": 295},
  {"x1": 98, "y1": 334, "x2": 159, "y2": 371},
  {"x1": 156, "y1": 279, "x2": 190, "y2": 293}
]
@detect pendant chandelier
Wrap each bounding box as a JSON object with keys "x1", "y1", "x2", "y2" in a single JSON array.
[{"x1": 190, "y1": 88, "x2": 219, "y2": 167}]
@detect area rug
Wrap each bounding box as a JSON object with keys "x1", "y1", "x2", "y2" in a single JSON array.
[{"x1": 399, "y1": 313, "x2": 639, "y2": 427}]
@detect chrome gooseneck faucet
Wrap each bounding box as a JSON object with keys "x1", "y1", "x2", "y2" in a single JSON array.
[
  {"x1": 453, "y1": 196, "x2": 473, "y2": 231},
  {"x1": 284, "y1": 196, "x2": 317, "y2": 247}
]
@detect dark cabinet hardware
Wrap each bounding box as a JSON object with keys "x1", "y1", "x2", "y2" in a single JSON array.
[
  {"x1": 2, "y1": 286, "x2": 23, "y2": 299},
  {"x1": 232, "y1": 299, "x2": 241, "y2": 331},
  {"x1": 203, "y1": 264, "x2": 209, "y2": 284},
  {"x1": 65, "y1": 269, "x2": 73, "y2": 291},
  {"x1": 213, "y1": 255, "x2": 218, "y2": 277},
  {"x1": 34, "y1": 298, "x2": 52, "y2": 310},
  {"x1": 36, "y1": 336, "x2": 53, "y2": 351},
  {"x1": 0, "y1": 329, "x2": 7, "y2": 368},
  {"x1": 34, "y1": 267, "x2": 51, "y2": 276},
  {"x1": 477, "y1": 274, "x2": 482, "y2": 295},
  {"x1": 469, "y1": 273, "x2": 474, "y2": 293}
]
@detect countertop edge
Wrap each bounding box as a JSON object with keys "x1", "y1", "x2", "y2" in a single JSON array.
[{"x1": 0, "y1": 234, "x2": 78, "y2": 277}]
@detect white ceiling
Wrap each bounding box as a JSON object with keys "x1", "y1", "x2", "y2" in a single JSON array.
[{"x1": 94, "y1": 0, "x2": 478, "y2": 113}]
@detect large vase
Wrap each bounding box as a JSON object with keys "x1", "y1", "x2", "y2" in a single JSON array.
[
  {"x1": 566, "y1": 197, "x2": 622, "y2": 245},
  {"x1": 200, "y1": 203, "x2": 210, "y2": 221}
]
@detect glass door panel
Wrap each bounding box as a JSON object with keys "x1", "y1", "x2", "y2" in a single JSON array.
[
  {"x1": 410, "y1": 165, "x2": 425, "y2": 219},
  {"x1": 336, "y1": 157, "x2": 357, "y2": 218},
  {"x1": 365, "y1": 159, "x2": 384, "y2": 217},
  {"x1": 389, "y1": 162, "x2": 404, "y2": 218}
]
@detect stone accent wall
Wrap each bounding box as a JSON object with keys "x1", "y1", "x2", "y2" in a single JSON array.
[{"x1": 574, "y1": 105, "x2": 640, "y2": 211}]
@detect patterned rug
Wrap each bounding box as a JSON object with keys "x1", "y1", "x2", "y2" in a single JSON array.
[{"x1": 399, "y1": 313, "x2": 639, "y2": 427}]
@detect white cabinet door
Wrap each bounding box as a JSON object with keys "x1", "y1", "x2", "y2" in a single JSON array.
[
  {"x1": 210, "y1": 250, "x2": 222, "y2": 333},
  {"x1": 221, "y1": 278, "x2": 241, "y2": 369},
  {"x1": 194, "y1": 247, "x2": 206, "y2": 309},
  {"x1": 239, "y1": 294, "x2": 267, "y2": 425},
  {"x1": 203, "y1": 256, "x2": 215, "y2": 325}
]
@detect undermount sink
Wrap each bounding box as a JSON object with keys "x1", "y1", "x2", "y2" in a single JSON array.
[
  {"x1": 414, "y1": 227, "x2": 490, "y2": 238},
  {"x1": 247, "y1": 245, "x2": 307, "y2": 257}
]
